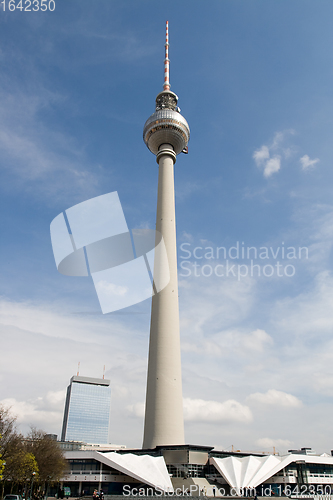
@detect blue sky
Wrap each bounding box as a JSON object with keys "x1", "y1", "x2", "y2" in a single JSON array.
[{"x1": 1, "y1": 0, "x2": 333, "y2": 453}]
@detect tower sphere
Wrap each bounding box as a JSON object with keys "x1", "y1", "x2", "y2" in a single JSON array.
[{"x1": 143, "y1": 90, "x2": 190, "y2": 156}]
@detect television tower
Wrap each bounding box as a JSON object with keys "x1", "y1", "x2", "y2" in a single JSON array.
[{"x1": 142, "y1": 21, "x2": 190, "y2": 449}]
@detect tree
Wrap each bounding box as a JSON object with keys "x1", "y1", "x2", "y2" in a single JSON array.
[
  {"x1": 14, "y1": 452, "x2": 39, "y2": 500},
  {"x1": 8, "y1": 450, "x2": 38, "y2": 483},
  {"x1": 24, "y1": 429, "x2": 66, "y2": 484},
  {"x1": 0, "y1": 406, "x2": 66, "y2": 498},
  {"x1": 0, "y1": 406, "x2": 18, "y2": 460},
  {"x1": 0, "y1": 405, "x2": 22, "y2": 498},
  {"x1": 0, "y1": 439, "x2": 4, "y2": 481}
]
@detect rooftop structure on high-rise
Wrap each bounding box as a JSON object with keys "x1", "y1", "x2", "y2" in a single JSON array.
[{"x1": 61, "y1": 375, "x2": 111, "y2": 444}]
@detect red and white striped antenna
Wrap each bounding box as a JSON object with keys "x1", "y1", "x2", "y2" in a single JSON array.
[{"x1": 163, "y1": 21, "x2": 170, "y2": 91}]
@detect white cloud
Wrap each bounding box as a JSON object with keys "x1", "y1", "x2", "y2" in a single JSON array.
[
  {"x1": 247, "y1": 389, "x2": 302, "y2": 408},
  {"x1": 0, "y1": 68, "x2": 101, "y2": 203},
  {"x1": 214, "y1": 328, "x2": 274, "y2": 357},
  {"x1": 242, "y1": 329, "x2": 274, "y2": 353},
  {"x1": 96, "y1": 281, "x2": 129, "y2": 297},
  {"x1": 311, "y1": 373, "x2": 333, "y2": 397},
  {"x1": 174, "y1": 206, "x2": 333, "y2": 451},
  {"x1": 179, "y1": 272, "x2": 256, "y2": 337},
  {"x1": 271, "y1": 131, "x2": 285, "y2": 149},
  {"x1": 176, "y1": 181, "x2": 203, "y2": 202},
  {"x1": 0, "y1": 397, "x2": 63, "y2": 428},
  {"x1": 126, "y1": 398, "x2": 253, "y2": 424},
  {"x1": 273, "y1": 271, "x2": 333, "y2": 340},
  {"x1": 180, "y1": 232, "x2": 194, "y2": 243},
  {"x1": 253, "y1": 142, "x2": 281, "y2": 178},
  {"x1": 183, "y1": 398, "x2": 252, "y2": 423},
  {"x1": 300, "y1": 155, "x2": 320, "y2": 170},
  {"x1": 263, "y1": 156, "x2": 281, "y2": 178},
  {"x1": 254, "y1": 129, "x2": 319, "y2": 179},
  {"x1": 271, "y1": 130, "x2": 295, "y2": 150},
  {"x1": 2, "y1": 196, "x2": 333, "y2": 451},
  {"x1": 46, "y1": 390, "x2": 67, "y2": 409},
  {"x1": 126, "y1": 402, "x2": 145, "y2": 418},
  {"x1": 0, "y1": 298, "x2": 148, "y2": 444},
  {"x1": 283, "y1": 147, "x2": 295, "y2": 159},
  {"x1": 253, "y1": 145, "x2": 270, "y2": 166},
  {"x1": 0, "y1": 254, "x2": 332, "y2": 452},
  {"x1": 253, "y1": 129, "x2": 295, "y2": 178},
  {"x1": 255, "y1": 437, "x2": 293, "y2": 449},
  {"x1": 0, "y1": 298, "x2": 143, "y2": 346},
  {"x1": 181, "y1": 328, "x2": 273, "y2": 358}
]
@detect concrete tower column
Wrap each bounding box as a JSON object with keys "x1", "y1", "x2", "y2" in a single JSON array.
[
  {"x1": 143, "y1": 144, "x2": 184, "y2": 449},
  {"x1": 142, "y1": 22, "x2": 190, "y2": 449}
]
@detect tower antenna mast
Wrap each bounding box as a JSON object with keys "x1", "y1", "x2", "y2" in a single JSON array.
[{"x1": 163, "y1": 21, "x2": 170, "y2": 91}]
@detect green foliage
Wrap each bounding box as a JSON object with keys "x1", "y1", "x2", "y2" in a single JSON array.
[
  {"x1": 0, "y1": 434, "x2": 3, "y2": 480},
  {"x1": 0, "y1": 440, "x2": 4, "y2": 481},
  {"x1": 0, "y1": 404, "x2": 66, "y2": 495},
  {"x1": 13, "y1": 451, "x2": 39, "y2": 483}
]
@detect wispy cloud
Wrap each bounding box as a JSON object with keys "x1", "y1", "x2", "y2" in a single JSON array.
[
  {"x1": 253, "y1": 130, "x2": 294, "y2": 178},
  {"x1": 247, "y1": 389, "x2": 303, "y2": 408},
  {"x1": 182, "y1": 328, "x2": 274, "y2": 358},
  {"x1": 0, "y1": 298, "x2": 148, "y2": 444},
  {"x1": 2, "y1": 197, "x2": 333, "y2": 450},
  {"x1": 127, "y1": 397, "x2": 253, "y2": 424},
  {"x1": 253, "y1": 145, "x2": 270, "y2": 165},
  {"x1": 241, "y1": 329, "x2": 274, "y2": 353},
  {"x1": 300, "y1": 154, "x2": 320, "y2": 170},
  {"x1": 126, "y1": 402, "x2": 145, "y2": 418},
  {"x1": 183, "y1": 398, "x2": 253, "y2": 423},
  {"x1": 255, "y1": 437, "x2": 293, "y2": 450},
  {"x1": 253, "y1": 130, "x2": 320, "y2": 178},
  {"x1": 263, "y1": 156, "x2": 281, "y2": 178},
  {"x1": 52, "y1": 14, "x2": 159, "y2": 68},
  {"x1": 0, "y1": 397, "x2": 64, "y2": 429},
  {"x1": 0, "y1": 47, "x2": 104, "y2": 205},
  {"x1": 0, "y1": 88, "x2": 101, "y2": 203},
  {"x1": 252, "y1": 129, "x2": 320, "y2": 179}
]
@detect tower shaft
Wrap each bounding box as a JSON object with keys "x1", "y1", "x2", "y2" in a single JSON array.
[{"x1": 143, "y1": 145, "x2": 185, "y2": 449}]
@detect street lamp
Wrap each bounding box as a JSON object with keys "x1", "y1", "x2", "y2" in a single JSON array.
[{"x1": 29, "y1": 472, "x2": 36, "y2": 500}]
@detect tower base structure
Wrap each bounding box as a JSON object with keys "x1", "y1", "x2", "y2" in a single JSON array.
[{"x1": 61, "y1": 443, "x2": 333, "y2": 497}]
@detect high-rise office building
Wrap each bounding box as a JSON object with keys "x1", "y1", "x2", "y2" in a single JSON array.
[{"x1": 61, "y1": 375, "x2": 111, "y2": 444}]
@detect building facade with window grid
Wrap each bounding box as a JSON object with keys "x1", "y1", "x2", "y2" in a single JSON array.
[{"x1": 61, "y1": 375, "x2": 111, "y2": 444}]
